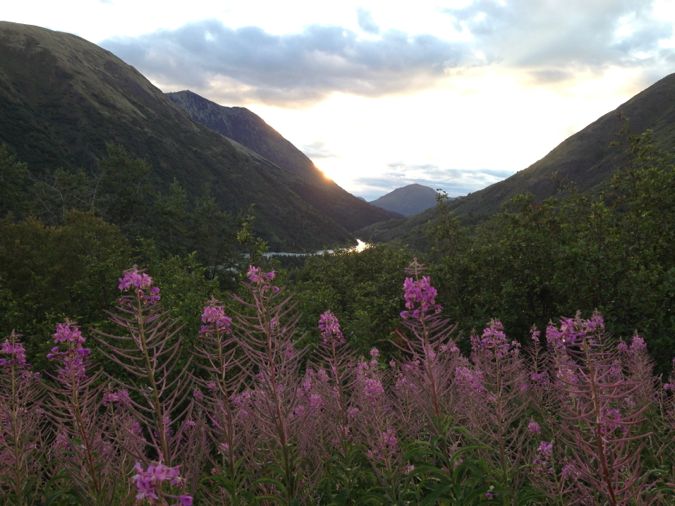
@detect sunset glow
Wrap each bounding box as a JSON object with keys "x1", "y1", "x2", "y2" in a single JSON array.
[{"x1": 4, "y1": 0, "x2": 673, "y2": 199}]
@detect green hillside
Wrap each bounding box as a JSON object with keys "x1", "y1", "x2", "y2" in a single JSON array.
[
  {"x1": 166, "y1": 90, "x2": 399, "y2": 231},
  {"x1": 362, "y1": 73, "x2": 675, "y2": 243},
  {"x1": 0, "y1": 22, "x2": 381, "y2": 250}
]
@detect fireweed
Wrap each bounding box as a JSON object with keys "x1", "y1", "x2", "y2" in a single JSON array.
[
  {"x1": 1, "y1": 263, "x2": 673, "y2": 505},
  {"x1": 394, "y1": 259, "x2": 463, "y2": 434},
  {"x1": 540, "y1": 314, "x2": 661, "y2": 505},
  {"x1": 45, "y1": 321, "x2": 131, "y2": 504},
  {"x1": 229, "y1": 266, "x2": 306, "y2": 501},
  {"x1": 193, "y1": 298, "x2": 246, "y2": 503},
  {"x1": 95, "y1": 267, "x2": 193, "y2": 466},
  {"x1": 0, "y1": 332, "x2": 44, "y2": 505},
  {"x1": 463, "y1": 319, "x2": 532, "y2": 500}
]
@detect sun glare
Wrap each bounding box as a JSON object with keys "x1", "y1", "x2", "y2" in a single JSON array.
[{"x1": 315, "y1": 164, "x2": 334, "y2": 182}]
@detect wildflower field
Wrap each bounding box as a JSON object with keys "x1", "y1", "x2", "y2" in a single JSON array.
[{"x1": 1, "y1": 261, "x2": 673, "y2": 505}]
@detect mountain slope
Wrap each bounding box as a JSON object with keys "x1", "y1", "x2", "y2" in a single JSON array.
[
  {"x1": 369, "y1": 184, "x2": 439, "y2": 216},
  {"x1": 362, "y1": 73, "x2": 675, "y2": 243},
  {"x1": 448, "y1": 73, "x2": 675, "y2": 219},
  {"x1": 0, "y1": 22, "x2": 379, "y2": 249},
  {"x1": 166, "y1": 90, "x2": 399, "y2": 231}
]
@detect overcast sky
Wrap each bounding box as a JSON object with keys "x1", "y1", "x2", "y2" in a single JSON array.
[{"x1": 4, "y1": 1, "x2": 674, "y2": 199}]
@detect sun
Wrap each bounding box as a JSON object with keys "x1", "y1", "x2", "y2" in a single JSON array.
[{"x1": 314, "y1": 164, "x2": 334, "y2": 182}]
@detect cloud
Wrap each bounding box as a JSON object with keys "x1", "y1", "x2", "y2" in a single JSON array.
[
  {"x1": 103, "y1": 20, "x2": 468, "y2": 105},
  {"x1": 357, "y1": 9, "x2": 379, "y2": 34},
  {"x1": 301, "y1": 141, "x2": 336, "y2": 160},
  {"x1": 356, "y1": 162, "x2": 512, "y2": 199},
  {"x1": 445, "y1": 0, "x2": 673, "y2": 70}
]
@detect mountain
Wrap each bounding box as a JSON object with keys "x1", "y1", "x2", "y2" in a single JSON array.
[
  {"x1": 447, "y1": 73, "x2": 675, "y2": 219},
  {"x1": 361, "y1": 73, "x2": 675, "y2": 243},
  {"x1": 166, "y1": 90, "x2": 398, "y2": 231},
  {"x1": 0, "y1": 22, "x2": 392, "y2": 250},
  {"x1": 369, "y1": 184, "x2": 439, "y2": 216}
]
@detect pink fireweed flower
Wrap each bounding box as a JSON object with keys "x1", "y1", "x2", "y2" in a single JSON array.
[
  {"x1": 53, "y1": 322, "x2": 85, "y2": 345},
  {"x1": 538, "y1": 441, "x2": 553, "y2": 456},
  {"x1": 528, "y1": 419, "x2": 541, "y2": 434},
  {"x1": 246, "y1": 265, "x2": 280, "y2": 294},
  {"x1": 199, "y1": 301, "x2": 233, "y2": 335},
  {"x1": 47, "y1": 322, "x2": 90, "y2": 384},
  {"x1": 177, "y1": 496, "x2": 193, "y2": 506},
  {"x1": 532, "y1": 440, "x2": 555, "y2": 475},
  {"x1": 318, "y1": 310, "x2": 345, "y2": 347},
  {"x1": 400, "y1": 275, "x2": 441, "y2": 319},
  {"x1": 246, "y1": 265, "x2": 276, "y2": 283},
  {"x1": 118, "y1": 267, "x2": 161, "y2": 305},
  {"x1": 546, "y1": 313, "x2": 605, "y2": 348},
  {"x1": 118, "y1": 267, "x2": 153, "y2": 291},
  {"x1": 630, "y1": 334, "x2": 647, "y2": 353},
  {"x1": 0, "y1": 339, "x2": 27, "y2": 367},
  {"x1": 472, "y1": 320, "x2": 519, "y2": 359},
  {"x1": 132, "y1": 462, "x2": 184, "y2": 501},
  {"x1": 367, "y1": 427, "x2": 398, "y2": 463},
  {"x1": 103, "y1": 389, "x2": 131, "y2": 407},
  {"x1": 363, "y1": 377, "x2": 385, "y2": 400}
]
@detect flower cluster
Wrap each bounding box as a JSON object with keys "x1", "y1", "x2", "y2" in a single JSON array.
[
  {"x1": 132, "y1": 462, "x2": 191, "y2": 504},
  {"x1": 246, "y1": 265, "x2": 280, "y2": 295},
  {"x1": 47, "y1": 322, "x2": 91, "y2": 384},
  {"x1": 102, "y1": 389, "x2": 131, "y2": 406},
  {"x1": 318, "y1": 310, "x2": 345, "y2": 348},
  {"x1": 246, "y1": 265, "x2": 275, "y2": 284},
  {"x1": 546, "y1": 312, "x2": 604, "y2": 348},
  {"x1": 199, "y1": 301, "x2": 232, "y2": 336},
  {"x1": 533, "y1": 441, "x2": 554, "y2": 470},
  {"x1": 471, "y1": 319, "x2": 519, "y2": 359},
  {"x1": 400, "y1": 276, "x2": 441, "y2": 319},
  {"x1": 366, "y1": 427, "x2": 398, "y2": 463},
  {"x1": 118, "y1": 267, "x2": 161, "y2": 305},
  {"x1": 0, "y1": 338, "x2": 27, "y2": 367}
]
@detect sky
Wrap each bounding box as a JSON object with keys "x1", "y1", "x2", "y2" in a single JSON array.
[{"x1": 4, "y1": 1, "x2": 675, "y2": 199}]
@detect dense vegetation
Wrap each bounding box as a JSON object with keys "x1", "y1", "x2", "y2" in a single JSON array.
[
  {"x1": 1, "y1": 263, "x2": 673, "y2": 504},
  {"x1": 0, "y1": 135, "x2": 673, "y2": 504},
  {"x1": 1, "y1": 129, "x2": 673, "y2": 371}
]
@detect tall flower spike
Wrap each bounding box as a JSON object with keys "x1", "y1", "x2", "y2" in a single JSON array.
[
  {"x1": 95, "y1": 267, "x2": 190, "y2": 465},
  {"x1": 118, "y1": 266, "x2": 161, "y2": 305},
  {"x1": 318, "y1": 310, "x2": 345, "y2": 348},
  {"x1": 400, "y1": 276, "x2": 441, "y2": 320},
  {"x1": 47, "y1": 321, "x2": 91, "y2": 385},
  {"x1": 199, "y1": 299, "x2": 233, "y2": 336}
]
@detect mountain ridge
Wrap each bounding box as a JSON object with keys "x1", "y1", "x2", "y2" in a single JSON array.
[
  {"x1": 369, "y1": 183, "x2": 439, "y2": 217},
  {"x1": 0, "y1": 22, "x2": 392, "y2": 249},
  {"x1": 448, "y1": 72, "x2": 675, "y2": 218},
  {"x1": 361, "y1": 72, "x2": 675, "y2": 243},
  {"x1": 166, "y1": 90, "x2": 400, "y2": 231}
]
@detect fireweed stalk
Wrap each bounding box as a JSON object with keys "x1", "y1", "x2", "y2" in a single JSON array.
[
  {"x1": 194, "y1": 298, "x2": 246, "y2": 502},
  {"x1": 314, "y1": 310, "x2": 355, "y2": 453},
  {"x1": 232, "y1": 266, "x2": 305, "y2": 501},
  {"x1": 545, "y1": 314, "x2": 653, "y2": 505},
  {"x1": 95, "y1": 267, "x2": 192, "y2": 465},
  {"x1": 0, "y1": 332, "x2": 44, "y2": 505},
  {"x1": 461, "y1": 319, "x2": 531, "y2": 502},
  {"x1": 392, "y1": 260, "x2": 468, "y2": 501},
  {"x1": 394, "y1": 259, "x2": 461, "y2": 434},
  {"x1": 293, "y1": 311, "x2": 357, "y2": 488},
  {"x1": 46, "y1": 321, "x2": 109, "y2": 503}
]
